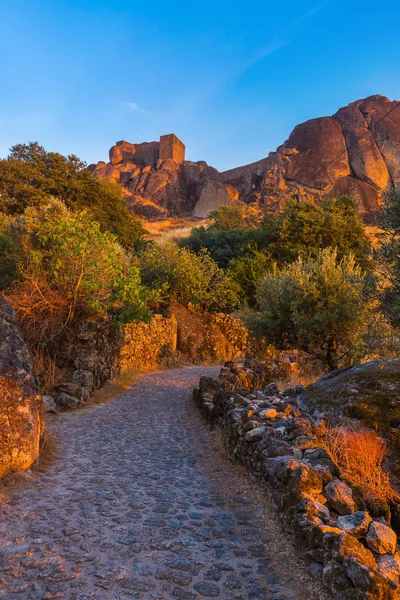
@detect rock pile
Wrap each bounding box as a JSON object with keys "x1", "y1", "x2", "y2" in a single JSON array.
[
  {"x1": 0, "y1": 296, "x2": 44, "y2": 477},
  {"x1": 194, "y1": 363, "x2": 400, "y2": 598}
]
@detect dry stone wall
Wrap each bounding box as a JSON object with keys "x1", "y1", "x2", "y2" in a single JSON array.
[
  {"x1": 194, "y1": 363, "x2": 400, "y2": 598},
  {"x1": 120, "y1": 314, "x2": 178, "y2": 370},
  {"x1": 48, "y1": 308, "x2": 249, "y2": 411}
]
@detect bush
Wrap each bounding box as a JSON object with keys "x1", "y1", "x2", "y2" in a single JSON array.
[
  {"x1": 246, "y1": 248, "x2": 373, "y2": 369},
  {"x1": 323, "y1": 426, "x2": 399, "y2": 510},
  {"x1": 228, "y1": 249, "x2": 272, "y2": 307},
  {"x1": 181, "y1": 219, "x2": 276, "y2": 269},
  {"x1": 376, "y1": 189, "x2": 400, "y2": 327},
  {"x1": 0, "y1": 213, "x2": 19, "y2": 289},
  {"x1": 0, "y1": 142, "x2": 146, "y2": 248},
  {"x1": 209, "y1": 202, "x2": 264, "y2": 230},
  {"x1": 276, "y1": 196, "x2": 370, "y2": 265},
  {"x1": 5, "y1": 200, "x2": 149, "y2": 347},
  {"x1": 182, "y1": 196, "x2": 370, "y2": 277},
  {"x1": 138, "y1": 241, "x2": 240, "y2": 312}
]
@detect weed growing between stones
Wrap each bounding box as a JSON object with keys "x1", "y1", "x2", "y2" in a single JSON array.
[{"x1": 322, "y1": 425, "x2": 399, "y2": 510}]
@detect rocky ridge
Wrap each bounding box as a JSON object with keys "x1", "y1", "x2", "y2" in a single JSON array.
[
  {"x1": 194, "y1": 361, "x2": 400, "y2": 598},
  {"x1": 90, "y1": 95, "x2": 400, "y2": 223},
  {"x1": 220, "y1": 95, "x2": 400, "y2": 223}
]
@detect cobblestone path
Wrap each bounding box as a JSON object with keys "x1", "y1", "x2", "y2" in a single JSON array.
[{"x1": 0, "y1": 367, "x2": 324, "y2": 600}]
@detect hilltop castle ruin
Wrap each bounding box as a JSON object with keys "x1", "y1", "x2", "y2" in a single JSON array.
[{"x1": 108, "y1": 134, "x2": 185, "y2": 168}]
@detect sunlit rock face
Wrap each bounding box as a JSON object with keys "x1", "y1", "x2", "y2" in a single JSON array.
[
  {"x1": 0, "y1": 296, "x2": 44, "y2": 478},
  {"x1": 219, "y1": 95, "x2": 399, "y2": 223},
  {"x1": 89, "y1": 96, "x2": 400, "y2": 223},
  {"x1": 88, "y1": 135, "x2": 235, "y2": 220}
]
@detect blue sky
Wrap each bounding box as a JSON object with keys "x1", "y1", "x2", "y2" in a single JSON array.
[{"x1": 0, "y1": 1, "x2": 399, "y2": 171}]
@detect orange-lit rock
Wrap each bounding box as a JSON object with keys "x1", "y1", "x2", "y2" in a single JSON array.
[
  {"x1": 220, "y1": 94, "x2": 400, "y2": 223},
  {"x1": 0, "y1": 296, "x2": 44, "y2": 478},
  {"x1": 89, "y1": 96, "x2": 400, "y2": 223}
]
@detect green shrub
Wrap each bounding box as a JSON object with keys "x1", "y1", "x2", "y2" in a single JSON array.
[
  {"x1": 376, "y1": 189, "x2": 400, "y2": 327},
  {"x1": 6, "y1": 199, "x2": 149, "y2": 332},
  {"x1": 209, "y1": 202, "x2": 264, "y2": 230},
  {"x1": 274, "y1": 196, "x2": 370, "y2": 264},
  {"x1": 139, "y1": 241, "x2": 239, "y2": 312},
  {"x1": 227, "y1": 249, "x2": 272, "y2": 307},
  {"x1": 246, "y1": 248, "x2": 373, "y2": 369}
]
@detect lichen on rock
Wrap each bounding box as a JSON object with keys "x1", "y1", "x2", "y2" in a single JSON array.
[{"x1": 0, "y1": 295, "x2": 44, "y2": 477}]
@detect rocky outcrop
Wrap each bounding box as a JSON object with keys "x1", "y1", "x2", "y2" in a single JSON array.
[
  {"x1": 89, "y1": 136, "x2": 234, "y2": 220},
  {"x1": 220, "y1": 95, "x2": 400, "y2": 223},
  {"x1": 194, "y1": 363, "x2": 400, "y2": 598},
  {"x1": 90, "y1": 95, "x2": 399, "y2": 223},
  {"x1": 298, "y1": 359, "x2": 400, "y2": 431},
  {"x1": 0, "y1": 296, "x2": 44, "y2": 477}
]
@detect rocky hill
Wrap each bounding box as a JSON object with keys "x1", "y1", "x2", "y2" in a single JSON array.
[
  {"x1": 88, "y1": 134, "x2": 238, "y2": 220},
  {"x1": 89, "y1": 95, "x2": 400, "y2": 223}
]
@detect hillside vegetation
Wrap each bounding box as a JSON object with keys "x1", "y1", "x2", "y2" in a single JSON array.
[{"x1": 1, "y1": 140, "x2": 400, "y2": 393}]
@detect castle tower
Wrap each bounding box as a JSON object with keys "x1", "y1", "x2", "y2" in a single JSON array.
[{"x1": 159, "y1": 134, "x2": 185, "y2": 163}]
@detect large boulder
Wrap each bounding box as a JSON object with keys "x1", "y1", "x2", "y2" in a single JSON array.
[
  {"x1": 298, "y1": 359, "x2": 400, "y2": 431},
  {"x1": 324, "y1": 479, "x2": 356, "y2": 515},
  {"x1": 219, "y1": 94, "x2": 400, "y2": 223},
  {"x1": 0, "y1": 296, "x2": 44, "y2": 477},
  {"x1": 193, "y1": 180, "x2": 238, "y2": 218},
  {"x1": 366, "y1": 521, "x2": 397, "y2": 555}
]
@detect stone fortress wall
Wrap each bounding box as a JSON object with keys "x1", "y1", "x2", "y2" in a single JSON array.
[
  {"x1": 108, "y1": 134, "x2": 185, "y2": 169},
  {"x1": 160, "y1": 134, "x2": 185, "y2": 163}
]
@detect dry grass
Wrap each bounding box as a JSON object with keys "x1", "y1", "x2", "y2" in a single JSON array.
[
  {"x1": 30, "y1": 347, "x2": 66, "y2": 393},
  {"x1": 323, "y1": 425, "x2": 399, "y2": 509},
  {"x1": 144, "y1": 218, "x2": 212, "y2": 244}
]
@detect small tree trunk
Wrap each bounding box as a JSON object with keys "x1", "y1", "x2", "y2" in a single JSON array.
[{"x1": 326, "y1": 339, "x2": 338, "y2": 371}]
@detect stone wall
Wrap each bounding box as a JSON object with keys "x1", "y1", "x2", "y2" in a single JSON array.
[
  {"x1": 0, "y1": 296, "x2": 44, "y2": 477},
  {"x1": 120, "y1": 314, "x2": 178, "y2": 370},
  {"x1": 165, "y1": 304, "x2": 248, "y2": 364},
  {"x1": 51, "y1": 319, "x2": 122, "y2": 410},
  {"x1": 194, "y1": 364, "x2": 400, "y2": 598},
  {"x1": 48, "y1": 307, "x2": 249, "y2": 411}
]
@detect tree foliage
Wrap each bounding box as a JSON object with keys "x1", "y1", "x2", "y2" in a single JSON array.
[
  {"x1": 5, "y1": 199, "x2": 149, "y2": 333},
  {"x1": 209, "y1": 202, "x2": 264, "y2": 230},
  {"x1": 227, "y1": 249, "x2": 272, "y2": 307},
  {"x1": 0, "y1": 142, "x2": 146, "y2": 248},
  {"x1": 182, "y1": 196, "x2": 369, "y2": 274},
  {"x1": 181, "y1": 218, "x2": 276, "y2": 268},
  {"x1": 375, "y1": 188, "x2": 400, "y2": 327},
  {"x1": 138, "y1": 241, "x2": 239, "y2": 312},
  {"x1": 276, "y1": 196, "x2": 370, "y2": 265},
  {"x1": 246, "y1": 248, "x2": 373, "y2": 369}
]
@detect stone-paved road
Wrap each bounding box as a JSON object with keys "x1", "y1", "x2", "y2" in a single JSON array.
[{"x1": 0, "y1": 367, "x2": 326, "y2": 600}]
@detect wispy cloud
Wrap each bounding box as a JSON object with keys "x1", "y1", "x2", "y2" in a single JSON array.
[
  {"x1": 123, "y1": 101, "x2": 148, "y2": 114},
  {"x1": 242, "y1": 0, "x2": 333, "y2": 74}
]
